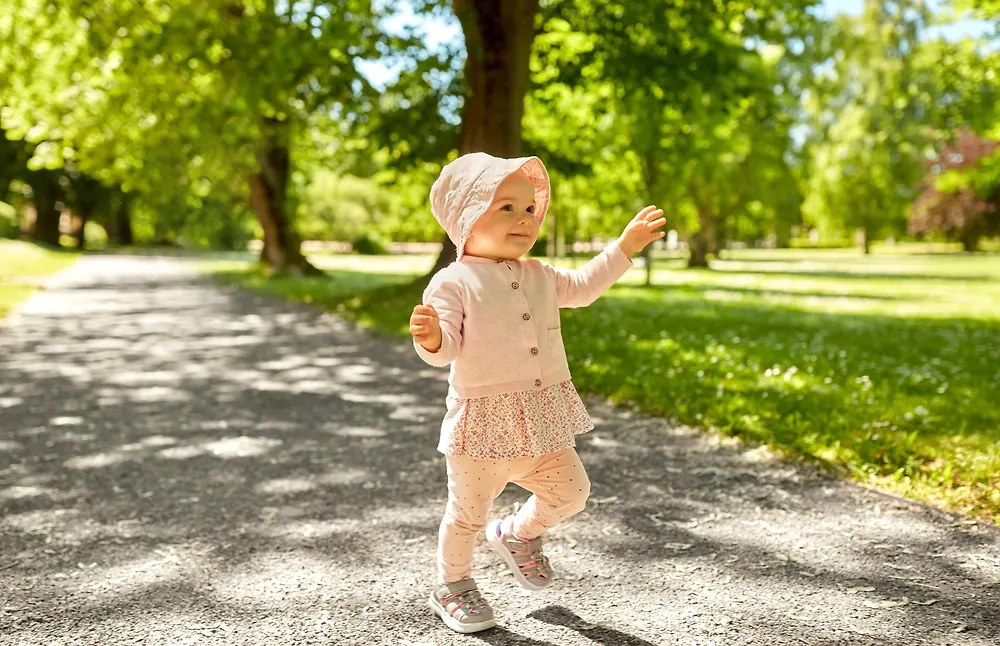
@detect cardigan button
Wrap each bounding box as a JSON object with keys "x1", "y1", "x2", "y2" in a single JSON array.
[
  {"x1": 511, "y1": 281, "x2": 519, "y2": 290},
  {"x1": 534, "y1": 379, "x2": 542, "y2": 387},
  {"x1": 522, "y1": 313, "x2": 531, "y2": 321},
  {"x1": 530, "y1": 347, "x2": 539, "y2": 356}
]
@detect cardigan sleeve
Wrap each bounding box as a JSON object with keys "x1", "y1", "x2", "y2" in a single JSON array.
[
  {"x1": 413, "y1": 270, "x2": 464, "y2": 367},
  {"x1": 546, "y1": 241, "x2": 632, "y2": 308}
]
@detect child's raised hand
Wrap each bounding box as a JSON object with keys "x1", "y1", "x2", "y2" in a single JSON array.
[
  {"x1": 410, "y1": 304, "x2": 443, "y2": 353},
  {"x1": 617, "y1": 205, "x2": 666, "y2": 259}
]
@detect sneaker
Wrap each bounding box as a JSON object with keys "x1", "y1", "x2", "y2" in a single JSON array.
[
  {"x1": 427, "y1": 578, "x2": 496, "y2": 633},
  {"x1": 486, "y1": 518, "x2": 553, "y2": 591}
]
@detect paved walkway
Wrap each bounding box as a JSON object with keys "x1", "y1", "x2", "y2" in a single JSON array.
[{"x1": 1, "y1": 255, "x2": 998, "y2": 646}]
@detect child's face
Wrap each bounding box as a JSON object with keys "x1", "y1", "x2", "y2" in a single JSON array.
[{"x1": 464, "y1": 170, "x2": 540, "y2": 260}]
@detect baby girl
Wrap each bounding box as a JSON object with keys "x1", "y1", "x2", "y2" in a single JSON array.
[{"x1": 410, "y1": 152, "x2": 665, "y2": 633}]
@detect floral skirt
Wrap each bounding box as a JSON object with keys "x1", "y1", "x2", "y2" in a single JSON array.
[{"x1": 438, "y1": 380, "x2": 594, "y2": 460}]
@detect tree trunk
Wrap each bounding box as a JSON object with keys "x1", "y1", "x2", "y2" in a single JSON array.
[
  {"x1": 29, "y1": 171, "x2": 62, "y2": 247},
  {"x1": 72, "y1": 180, "x2": 101, "y2": 251},
  {"x1": 75, "y1": 210, "x2": 88, "y2": 250},
  {"x1": 640, "y1": 152, "x2": 658, "y2": 286},
  {"x1": 960, "y1": 230, "x2": 980, "y2": 252},
  {"x1": 107, "y1": 194, "x2": 134, "y2": 246},
  {"x1": 862, "y1": 226, "x2": 871, "y2": 255},
  {"x1": 250, "y1": 117, "x2": 321, "y2": 276},
  {"x1": 688, "y1": 231, "x2": 712, "y2": 268},
  {"x1": 425, "y1": 0, "x2": 539, "y2": 278},
  {"x1": 687, "y1": 182, "x2": 716, "y2": 269},
  {"x1": 118, "y1": 198, "x2": 133, "y2": 245}
]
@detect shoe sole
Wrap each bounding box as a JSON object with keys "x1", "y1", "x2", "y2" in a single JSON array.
[
  {"x1": 427, "y1": 594, "x2": 496, "y2": 633},
  {"x1": 485, "y1": 520, "x2": 551, "y2": 592}
]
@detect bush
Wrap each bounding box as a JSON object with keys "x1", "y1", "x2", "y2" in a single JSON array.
[
  {"x1": 530, "y1": 236, "x2": 548, "y2": 257},
  {"x1": 351, "y1": 233, "x2": 389, "y2": 255},
  {"x1": 84, "y1": 221, "x2": 109, "y2": 248},
  {"x1": 789, "y1": 237, "x2": 852, "y2": 249},
  {"x1": 299, "y1": 171, "x2": 390, "y2": 242},
  {"x1": 0, "y1": 202, "x2": 19, "y2": 239}
]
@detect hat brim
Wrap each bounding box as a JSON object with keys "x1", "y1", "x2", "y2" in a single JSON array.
[{"x1": 456, "y1": 156, "x2": 551, "y2": 260}]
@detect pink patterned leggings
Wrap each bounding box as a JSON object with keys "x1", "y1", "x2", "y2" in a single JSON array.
[{"x1": 437, "y1": 448, "x2": 590, "y2": 584}]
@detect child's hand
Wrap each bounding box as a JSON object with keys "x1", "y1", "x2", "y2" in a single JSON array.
[
  {"x1": 410, "y1": 304, "x2": 443, "y2": 353},
  {"x1": 617, "y1": 205, "x2": 666, "y2": 259}
]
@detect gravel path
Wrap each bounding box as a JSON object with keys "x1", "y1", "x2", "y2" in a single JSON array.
[{"x1": 1, "y1": 254, "x2": 998, "y2": 646}]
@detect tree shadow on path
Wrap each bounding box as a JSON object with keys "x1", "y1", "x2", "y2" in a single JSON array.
[{"x1": 1, "y1": 255, "x2": 997, "y2": 646}]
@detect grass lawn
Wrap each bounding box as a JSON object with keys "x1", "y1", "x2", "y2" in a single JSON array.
[
  {"x1": 206, "y1": 245, "x2": 1000, "y2": 523},
  {"x1": 0, "y1": 240, "x2": 80, "y2": 319}
]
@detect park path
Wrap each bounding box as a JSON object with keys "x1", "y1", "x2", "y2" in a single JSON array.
[{"x1": 0, "y1": 254, "x2": 998, "y2": 646}]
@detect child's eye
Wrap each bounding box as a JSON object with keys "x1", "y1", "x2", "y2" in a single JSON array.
[
  {"x1": 500, "y1": 204, "x2": 513, "y2": 211},
  {"x1": 526, "y1": 206, "x2": 535, "y2": 214}
]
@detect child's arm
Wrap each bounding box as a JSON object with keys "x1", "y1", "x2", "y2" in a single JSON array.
[
  {"x1": 548, "y1": 243, "x2": 632, "y2": 308},
  {"x1": 549, "y1": 206, "x2": 666, "y2": 308},
  {"x1": 411, "y1": 274, "x2": 464, "y2": 367}
]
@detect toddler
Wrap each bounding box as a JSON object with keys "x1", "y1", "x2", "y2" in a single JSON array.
[{"x1": 410, "y1": 152, "x2": 665, "y2": 633}]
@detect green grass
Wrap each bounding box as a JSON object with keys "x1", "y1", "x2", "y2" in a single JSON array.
[
  {"x1": 0, "y1": 240, "x2": 80, "y2": 318},
  {"x1": 205, "y1": 247, "x2": 1000, "y2": 523}
]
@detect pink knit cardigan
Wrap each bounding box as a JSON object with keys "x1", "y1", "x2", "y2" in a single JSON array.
[{"x1": 414, "y1": 242, "x2": 632, "y2": 398}]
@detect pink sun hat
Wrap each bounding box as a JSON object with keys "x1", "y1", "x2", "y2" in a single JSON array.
[{"x1": 429, "y1": 152, "x2": 551, "y2": 260}]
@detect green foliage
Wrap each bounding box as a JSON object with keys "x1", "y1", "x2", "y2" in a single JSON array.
[
  {"x1": 351, "y1": 232, "x2": 390, "y2": 255},
  {"x1": 525, "y1": 0, "x2": 817, "y2": 263},
  {"x1": 0, "y1": 202, "x2": 18, "y2": 238},
  {"x1": 0, "y1": 0, "x2": 391, "y2": 255},
  {"x1": 298, "y1": 171, "x2": 386, "y2": 241},
  {"x1": 910, "y1": 131, "x2": 1000, "y2": 250},
  {"x1": 83, "y1": 221, "x2": 108, "y2": 247},
  {"x1": 801, "y1": 2, "x2": 999, "y2": 248},
  {"x1": 954, "y1": 0, "x2": 1000, "y2": 21}
]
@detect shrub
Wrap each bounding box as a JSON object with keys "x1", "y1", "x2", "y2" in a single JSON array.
[
  {"x1": 351, "y1": 233, "x2": 390, "y2": 255},
  {"x1": 0, "y1": 202, "x2": 19, "y2": 239}
]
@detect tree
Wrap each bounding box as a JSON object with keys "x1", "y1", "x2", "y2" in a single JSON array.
[
  {"x1": 802, "y1": 0, "x2": 951, "y2": 253},
  {"x1": 62, "y1": 172, "x2": 113, "y2": 250},
  {"x1": 909, "y1": 130, "x2": 1000, "y2": 250},
  {"x1": 23, "y1": 169, "x2": 65, "y2": 247},
  {"x1": 422, "y1": 0, "x2": 540, "y2": 277},
  {"x1": 530, "y1": 0, "x2": 816, "y2": 268},
  {"x1": 2, "y1": 0, "x2": 386, "y2": 273},
  {"x1": 0, "y1": 128, "x2": 27, "y2": 205}
]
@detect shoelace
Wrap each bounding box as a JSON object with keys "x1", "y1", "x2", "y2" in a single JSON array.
[
  {"x1": 441, "y1": 589, "x2": 489, "y2": 617},
  {"x1": 509, "y1": 538, "x2": 551, "y2": 579}
]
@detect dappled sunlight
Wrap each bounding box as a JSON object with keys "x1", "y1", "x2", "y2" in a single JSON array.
[
  {"x1": 2, "y1": 506, "x2": 84, "y2": 536},
  {"x1": 615, "y1": 253, "x2": 1000, "y2": 321},
  {"x1": 76, "y1": 547, "x2": 202, "y2": 597},
  {"x1": 60, "y1": 434, "x2": 284, "y2": 469},
  {"x1": 105, "y1": 369, "x2": 188, "y2": 386},
  {"x1": 255, "y1": 477, "x2": 317, "y2": 495},
  {"x1": 2, "y1": 254, "x2": 997, "y2": 643},
  {"x1": 255, "y1": 517, "x2": 363, "y2": 541},
  {"x1": 204, "y1": 436, "x2": 283, "y2": 458},
  {"x1": 211, "y1": 554, "x2": 339, "y2": 604},
  {"x1": 156, "y1": 445, "x2": 207, "y2": 460},
  {"x1": 0, "y1": 484, "x2": 61, "y2": 501},
  {"x1": 317, "y1": 467, "x2": 372, "y2": 486},
  {"x1": 0, "y1": 438, "x2": 24, "y2": 451},
  {"x1": 573, "y1": 272, "x2": 1000, "y2": 520},
  {"x1": 562, "y1": 400, "x2": 1000, "y2": 642},
  {"x1": 324, "y1": 425, "x2": 387, "y2": 438},
  {"x1": 64, "y1": 451, "x2": 130, "y2": 470}
]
